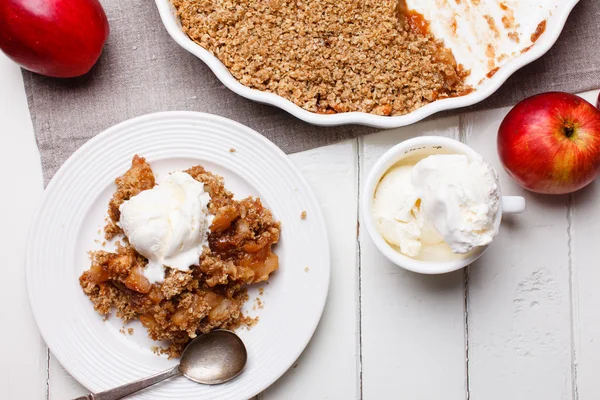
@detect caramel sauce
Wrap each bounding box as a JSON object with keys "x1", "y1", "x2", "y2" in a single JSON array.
[
  {"x1": 405, "y1": 10, "x2": 431, "y2": 35},
  {"x1": 453, "y1": 87, "x2": 476, "y2": 97},
  {"x1": 508, "y1": 31, "x2": 520, "y2": 43},
  {"x1": 531, "y1": 20, "x2": 547, "y2": 43},
  {"x1": 484, "y1": 15, "x2": 500, "y2": 38},
  {"x1": 520, "y1": 44, "x2": 534, "y2": 54},
  {"x1": 396, "y1": 0, "x2": 431, "y2": 36},
  {"x1": 486, "y1": 67, "x2": 500, "y2": 78},
  {"x1": 485, "y1": 44, "x2": 495, "y2": 59},
  {"x1": 450, "y1": 17, "x2": 458, "y2": 35}
]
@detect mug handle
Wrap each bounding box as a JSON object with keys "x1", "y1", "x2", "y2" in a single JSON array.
[{"x1": 502, "y1": 196, "x2": 526, "y2": 214}]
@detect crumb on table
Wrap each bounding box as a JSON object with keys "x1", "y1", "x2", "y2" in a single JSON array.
[
  {"x1": 300, "y1": 211, "x2": 307, "y2": 220},
  {"x1": 305, "y1": 267, "x2": 310, "y2": 273},
  {"x1": 229, "y1": 148, "x2": 236, "y2": 153}
]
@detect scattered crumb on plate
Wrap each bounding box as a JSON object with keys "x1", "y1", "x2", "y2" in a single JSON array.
[
  {"x1": 229, "y1": 148, "x2": 236, "y2": 153},
  {"x1": 242, "y1": 315, "x2": 259, "y2": 328},
  {"x1": 258, "y1": 288, "x2": 264, "y2": 295},
  {"x1": 300, "y1": 211, "x2": 307, "y2": 219},
  {"x1": 304, "y1": 267, "x2": 310, "y2": 273},
  {"x1": 254, "y1": 297, "x2": 264, "y2": 310}
]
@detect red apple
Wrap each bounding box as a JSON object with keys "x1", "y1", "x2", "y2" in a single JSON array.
[
  {"x1": 0, "y1": 0, "x2": 109, "y2": 78},
  {"x1": 498, "y1": 92, "x2": 600, "y2": 194}
]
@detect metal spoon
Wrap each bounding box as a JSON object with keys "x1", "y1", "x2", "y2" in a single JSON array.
[{"x1": 73, "y1": 329, "x2": 247, "y2": 400}]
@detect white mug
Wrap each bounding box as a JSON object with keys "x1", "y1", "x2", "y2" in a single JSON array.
[{"x1": 362, "y1": 136, "x2": 526, "y2": 274}]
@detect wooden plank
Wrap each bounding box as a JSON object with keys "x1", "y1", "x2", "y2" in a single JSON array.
[
  {"x1": 48, "y1": 356, "x2": 87, "y2": 399},
  {"x1": 262, "y1": 140, "x2": 360, "y2": 399},
  {"x1": 569, "y1": 90, "x2": 600, "y2": 400},
  {"x1": 359, "y1": 118, "x2": 467, "y2": 399},
  {"x1": 0, "y1": 54, "x2": 48, "y2": 400},
  {"x1": 464, "y1": 109, "x2": 573, "y2": 399}
]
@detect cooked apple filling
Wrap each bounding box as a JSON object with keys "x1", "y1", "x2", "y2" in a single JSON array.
[{"x1": 80, "y1": 156, "x2": 280, "y2": 357}]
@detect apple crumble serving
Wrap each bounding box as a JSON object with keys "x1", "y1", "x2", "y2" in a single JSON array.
[
  {"x1": 172, "y1": 0, "x2": 469, "y2": 116},
  {"x1": 80, "y1": 156, "x2": 280, "y2": 357}
]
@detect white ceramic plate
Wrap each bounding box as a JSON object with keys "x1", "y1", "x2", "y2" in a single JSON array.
[
  {"x1": 26, "y1": 112, "x2": 331, "y2": 399},
  {"x1": 155, "y1": 0, "x2": 580, "y2": 128}
]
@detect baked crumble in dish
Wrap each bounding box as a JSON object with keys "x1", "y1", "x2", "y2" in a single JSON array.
[
  {"x1": 171, "y1": 0, "x2": 470, "y2": 116},
  {"x1": 80, "y1": 155, "x2": 280, "y2": 358}
]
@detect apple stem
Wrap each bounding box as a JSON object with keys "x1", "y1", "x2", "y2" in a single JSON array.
[{"x1": 564, "y1": 121, "x2": 575, "y2": 138}]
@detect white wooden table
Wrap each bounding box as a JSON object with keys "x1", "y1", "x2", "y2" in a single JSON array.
[{"x1": 1, "y1": 50, "x2": 599, "y2": 399}]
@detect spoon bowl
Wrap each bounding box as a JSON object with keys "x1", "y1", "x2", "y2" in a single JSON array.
[{"x1": 180, "y1": 329, "x2": 248, "y2": 384}]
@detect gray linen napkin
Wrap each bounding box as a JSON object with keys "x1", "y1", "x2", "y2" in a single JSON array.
[{"x1": 21, "y1": 0, "x2": 600, "y2": 185}]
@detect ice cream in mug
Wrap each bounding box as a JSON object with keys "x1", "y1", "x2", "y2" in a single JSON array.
[{"x1": 373, "y1": 154, "x2": 501, "y2": 262}]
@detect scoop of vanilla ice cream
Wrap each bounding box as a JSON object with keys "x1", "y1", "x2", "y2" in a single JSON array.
[
  {"x1": 373, "y1": 165, "x2": 443, "y2": 257},
  {"x1": 411, "y1": 154, "x2": 500, "y2": 254},
  {"x1": 119, "y1": 171, "x2": 213, "y2": 283}
]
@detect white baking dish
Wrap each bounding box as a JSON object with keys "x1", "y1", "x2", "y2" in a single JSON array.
[{"x1": 154, "y1": 0, "x2": 580, "y2": 128}]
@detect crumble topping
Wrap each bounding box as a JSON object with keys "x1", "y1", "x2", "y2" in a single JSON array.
[
  {"x1": 172, "y1": 0, "x2": 469, "y2": 116},
  {"x1": 80, "y1": 156, "x2": 280, "y2": 357}
]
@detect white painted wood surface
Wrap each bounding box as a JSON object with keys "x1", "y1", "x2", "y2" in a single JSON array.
[
  {"x1": 0, "y1": 52, "x2": 47, "y2": 400},
  {"x1": 2, "y1": 50, "x2": 600, "y2": 399},
  {"x1": 569, "y1": 91, "x2": 600, "y2": 400},
  {"x1": 465, "y1": 110, "x2": 573, "y2": 399},
  {"x1": 359, "y1": 119, "x2": 467, "y2": 399},
  {"x1": 264, "y1": 141, "x2": 359, "y2": 400}
]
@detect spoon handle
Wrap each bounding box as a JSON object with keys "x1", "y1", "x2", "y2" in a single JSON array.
[{"x1": 72, "y1": 365, "x2": 181, "y2": 400}]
